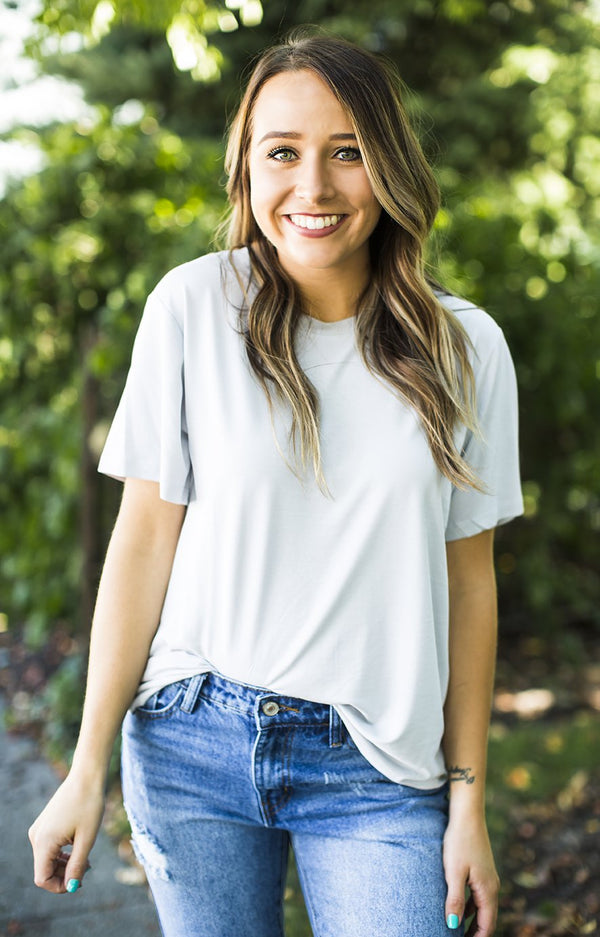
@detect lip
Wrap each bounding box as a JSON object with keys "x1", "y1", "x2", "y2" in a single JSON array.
[{"x1": 284, "y1": 214, "x2": 348, "y2": 238}]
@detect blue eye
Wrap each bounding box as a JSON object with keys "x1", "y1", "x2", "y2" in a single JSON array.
[{"x1": 266, "y1": 147, "x2": 297, "y2": 162}]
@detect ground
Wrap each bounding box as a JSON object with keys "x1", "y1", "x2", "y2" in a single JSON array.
[{"x1": 490, "y1": 629, "x2": 600, "y2": 936}]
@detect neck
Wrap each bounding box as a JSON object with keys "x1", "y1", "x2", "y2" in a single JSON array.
[
  {"x1": 301, "y1": 279, "x2": 362, "y2": 322},
  {"x1": 281, "y1": 253, "x2": 371, "y2": 322}
]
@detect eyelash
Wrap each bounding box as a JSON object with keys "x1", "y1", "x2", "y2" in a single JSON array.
[{"x1": 266, "y1": 146, "x2": 362, "y2": 163}]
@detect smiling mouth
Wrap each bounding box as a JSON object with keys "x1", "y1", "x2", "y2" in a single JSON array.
[{"x1": 288, "y1": 213, "x2": 346, "y2": 230}]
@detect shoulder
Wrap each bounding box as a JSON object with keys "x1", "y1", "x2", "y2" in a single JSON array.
[
  {"x1": 435, "y1": 291, "x2": 508, "y2": 365},
  {"x1": 149, "y1": 247, "x2": 252, "y2": 322},
  {"x1": 436, "y1": 291, "x2": 503, "y2": 344}
]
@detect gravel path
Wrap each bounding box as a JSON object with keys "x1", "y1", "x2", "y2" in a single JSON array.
[{"x1": 0, "y1": 704, "x2": 161, "y2": 937}]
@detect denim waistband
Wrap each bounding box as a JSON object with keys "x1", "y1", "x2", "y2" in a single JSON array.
[{"x1": 181, "y1": 671, "x2": 345, "y2": 747}]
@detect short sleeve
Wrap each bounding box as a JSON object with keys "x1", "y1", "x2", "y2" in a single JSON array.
[
  {"x1": 445, "y1": 324, "x2": 523, "y2": 541},
  {"x1": 98, "y1": 290, "x2": 193, "y2": 504}
]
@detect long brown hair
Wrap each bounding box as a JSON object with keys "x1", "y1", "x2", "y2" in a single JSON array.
[{"x1": 222, "y1": 32, "x2": 480, "y2": 496}]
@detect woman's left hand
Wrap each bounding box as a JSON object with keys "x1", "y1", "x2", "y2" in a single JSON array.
[{"x1": 442, "y1": 815, "x2": 500, "y2": 936}]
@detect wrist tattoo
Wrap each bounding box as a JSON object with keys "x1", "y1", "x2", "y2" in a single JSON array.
[{"x1": 448, "y1": 765, "x2": 476, "y2": 784}]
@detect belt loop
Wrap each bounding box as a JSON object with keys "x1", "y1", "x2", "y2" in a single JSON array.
[
  {"x1": 329, "y1": 706, "x2": 344, "y2": 748},
  {"x1": 180, "y1": 672, "x2": 208, "y2": 713}
]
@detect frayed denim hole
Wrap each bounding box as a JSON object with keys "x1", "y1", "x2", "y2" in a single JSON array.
[{"x1": 128, "y1": 815, "x2": 172, "y2": 882}]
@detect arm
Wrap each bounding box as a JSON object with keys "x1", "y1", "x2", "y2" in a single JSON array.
[
  {"x1": 442, "y1": 528, "x2": 500, "y2": 936},
  {"x1": 28, "y1": 478, "x2": 185, "y2": 894}
]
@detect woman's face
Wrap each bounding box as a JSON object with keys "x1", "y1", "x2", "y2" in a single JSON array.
[{"x1": 248, "y1": 69, "x2": 381, "y2": 284}]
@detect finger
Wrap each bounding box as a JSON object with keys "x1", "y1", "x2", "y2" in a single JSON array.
[
  {"x1": 466, "y1": 905, "x2": 496, "y2": 937},
  {"x1": 56, "y1": 851, "x2": 91, "y2": 870},
  {"x1": 29, "y1": 826, "x2": 71, "y2": 894},
  {"x1": 63, "y1": 834, "x2": 94, "y2": 894},
  {"x1": 445, "y1": 869, "x2": 466, "y2": 931},
  {"x1": 32, "y1": 845, "x2": 70, "y2": 893},
  {"x1": 465, "y1": 884, "x2": 498, "y2": 937},
  {"x1": 464, "y1": 892, "x2": 476, "y2": 919}
]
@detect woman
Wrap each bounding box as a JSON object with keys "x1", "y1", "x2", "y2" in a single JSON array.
[{"x1": 29, "y1": 33, "x2": 523, "y2": 937}]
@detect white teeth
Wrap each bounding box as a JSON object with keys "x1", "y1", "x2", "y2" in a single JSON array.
[{"x1": 289, "y1": 214, "x2": 343, "y2": 230}]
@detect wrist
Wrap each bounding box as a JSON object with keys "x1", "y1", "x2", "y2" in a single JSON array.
[
  {"x1": 69, "y1": 743, "x2": 113, "y2": 790},
  {"x1": 447, "y1": 792, "x2": 487, "y2": 826},
  {"x1": 446, "y1": 777, "x2": 487, "y2": 822}
]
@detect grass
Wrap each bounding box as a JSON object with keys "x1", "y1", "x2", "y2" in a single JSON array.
[{"x1": 487, "y1": 710, "x2": 600, "y2": 848}]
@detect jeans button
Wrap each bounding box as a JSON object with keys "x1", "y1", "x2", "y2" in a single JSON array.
[{"x1": 262, "y1": 701, "x2": 280, "y2": 716}]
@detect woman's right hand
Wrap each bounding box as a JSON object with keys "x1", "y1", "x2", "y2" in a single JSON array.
[{"x1": 28, "y1": 773, "x2": 105, "y2": 894}]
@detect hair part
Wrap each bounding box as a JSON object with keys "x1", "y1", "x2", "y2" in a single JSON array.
[{"x1": 221, "y1": 31, "x2": 481, "y2": 496}]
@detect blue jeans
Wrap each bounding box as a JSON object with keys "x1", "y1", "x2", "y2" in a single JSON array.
[{"x1": 121, "y1": 671, "x2": 460, "y2": 937}]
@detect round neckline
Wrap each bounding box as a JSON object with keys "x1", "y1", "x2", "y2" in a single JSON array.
[{"x1": 299, "y1": 313, "x2": 357, "y2": 333}]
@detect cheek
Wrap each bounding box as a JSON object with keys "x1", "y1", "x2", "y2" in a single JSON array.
[
  {"x1": 362, "y1": 191, "x2": 382, "y2": 235},
  {"x1": 248, "y1": 163, "x2": 260, "y2": 214},
  {"x1": 353, "y1": 174, "x2": 381, "y2": 222},
  {"x1": 249, "y1": 188, "x2": 262, "y2": 226},
  {"x1": 369, "y1": 202, "x2": 383, "y2": 232},
  {"x1": 249, "y1": 166, "x2": 277, "y2": 230}
]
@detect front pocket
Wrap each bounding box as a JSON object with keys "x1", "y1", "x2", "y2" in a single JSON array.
[{"x1": 134, "y1": 680, "x2": 188, "y2": 718}]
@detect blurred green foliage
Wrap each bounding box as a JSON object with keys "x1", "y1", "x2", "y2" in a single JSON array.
[
  {"x1": 1, "y1": 0, "x2": 599, "y2": 690},
  {"x1": 487, "y1": 712, "x2": 600, "y2": 816},
  {"x1": 0, "y1": 100, "x2": 224, "y2": 646}
]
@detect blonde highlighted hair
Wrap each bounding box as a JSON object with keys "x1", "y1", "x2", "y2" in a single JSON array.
[{"x1": 221, "y1": 31, "x2": 480, "y2": 495}]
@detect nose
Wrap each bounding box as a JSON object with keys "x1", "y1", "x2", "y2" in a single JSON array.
[{"x1": 294, "y1": 155, "x2": 335, "y2": 204}]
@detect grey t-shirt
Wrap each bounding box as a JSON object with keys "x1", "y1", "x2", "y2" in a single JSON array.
[{"x1": 99, "y1": 248, "x2": 523, "y2": 787}]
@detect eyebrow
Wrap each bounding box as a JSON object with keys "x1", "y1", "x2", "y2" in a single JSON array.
[{"x1": 256, "y1": 131, "x2": 358, "y2": 145}]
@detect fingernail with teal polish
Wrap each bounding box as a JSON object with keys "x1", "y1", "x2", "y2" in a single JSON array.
[
  {"x1": 447, "y1": 914, "x2": 460, "y2": 930},
  {"x1": 66, "y1": 879, "x2": 80, "y2": 893}
]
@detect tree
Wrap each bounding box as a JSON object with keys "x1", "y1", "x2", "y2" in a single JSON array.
[
  {"x1": 0, "y1": 102, "x2": 224, "y2": 639},
  {"x1": 1, "y1": 0, "x2": 598, "y2": 669}
]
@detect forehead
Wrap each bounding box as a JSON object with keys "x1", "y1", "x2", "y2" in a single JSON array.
[{"x1": 250, "y1": 69, "x2": 353, "y2": 139}]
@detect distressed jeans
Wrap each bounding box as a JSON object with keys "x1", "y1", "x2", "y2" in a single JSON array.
[{"x1": 121, "y1": 671, "x2": 460, "y2": 937}]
